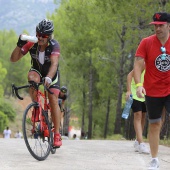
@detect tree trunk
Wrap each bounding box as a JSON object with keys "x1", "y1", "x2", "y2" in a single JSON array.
[
  {"x1": 81, "y1": 88, "x2": 86, "y2": 139},
  {"x1": 104, "y1": 96, "x2": 110, "y2": 139},
  {"x1": 88, "y1": 57, "x2": 93, "y2": 139}
]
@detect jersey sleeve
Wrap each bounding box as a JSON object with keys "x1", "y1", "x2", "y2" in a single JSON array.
[
  {"x1": 135, "y1": 38, "x2": 148, "y2": 59},
  {"x1": 21, "y1": 42, "x2": 34, "y2": 55},
  {"x1": 51, "y1": 40, "x2": 60, "y2": 57}
]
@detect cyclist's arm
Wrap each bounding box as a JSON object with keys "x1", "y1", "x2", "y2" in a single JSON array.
[
  {"x1": 10, "y1": 42, "x2": 33, "y2": 62},
  {"x1": 46, "y1": 55, "x2": 59, "y2": 79},
  {"x1": 10, "y1": 47, "x2": 24, "y2": 62},
  {"x1": 61, "y1": 100, "x2": 65, "y2": 112}
]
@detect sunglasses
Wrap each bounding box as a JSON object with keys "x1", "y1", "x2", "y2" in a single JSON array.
[
  {"x1": 36, "y1": 32, "x2": 49, "y2": 38},
  {"x1": 160, "y1": 46, "x2": 166, "y2": 60}
]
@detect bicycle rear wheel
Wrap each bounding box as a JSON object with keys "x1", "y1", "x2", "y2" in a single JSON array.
[{"x1": 22, "y1": 103, "x2": 52, "y2": 161}]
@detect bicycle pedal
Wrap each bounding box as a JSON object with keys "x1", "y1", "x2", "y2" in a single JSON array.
[{"x1": 53, "y1": 145, "x2": 60, "y2": 149}]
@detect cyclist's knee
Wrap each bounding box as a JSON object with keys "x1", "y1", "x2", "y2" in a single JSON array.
[{"x1": 28, "y1": 71, "x2": 40, "y2": 83}]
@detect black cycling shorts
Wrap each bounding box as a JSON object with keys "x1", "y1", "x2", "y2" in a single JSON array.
[
  {"x1": 131, "y1": 99, "x2": 147, "y2": 113},
  {"x1": 145, "y1": 95, "x2": 170, "y2": 123},
  {"x1": 29, "y1": 68, "x2": 60, "y2": 90}
]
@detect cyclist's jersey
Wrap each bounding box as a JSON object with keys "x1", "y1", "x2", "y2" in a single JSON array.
[
  {"x1": 135, "y1": 35, "x2": 170, "y2": 97},
  {"x1": 21, "y1": 39, "x2": 60, "y2": 80}
]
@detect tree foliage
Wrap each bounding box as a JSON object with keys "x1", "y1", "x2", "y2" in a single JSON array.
[{"x1": 1, "y1": 0, "x2": 170, "y2": 138}]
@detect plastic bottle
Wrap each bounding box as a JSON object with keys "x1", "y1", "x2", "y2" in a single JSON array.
[
  {"x1": 122, "y1": 94, "x2": 133, "y2": 119},
  {"x1": 20, "y1": 34, "x2": 38, "y2": 43}
]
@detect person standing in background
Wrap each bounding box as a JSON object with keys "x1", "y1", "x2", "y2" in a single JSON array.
[
  {"x1": 3, "y1": 127, "x2": 11, "y2": 139},
  {"x1": 15, "y1": 130, "x2": 22, "y2": 138},
  {"x1": 126, "y1": 67, "x2": 149, "y2": 154}
]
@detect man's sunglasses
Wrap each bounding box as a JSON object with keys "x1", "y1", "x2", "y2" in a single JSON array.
[
  {"x1": 160, "y1": 46, "x2": 166, "y2": 60},
  {"x1": 36, "y1": 32, "x2": 49, "y2": 38}
]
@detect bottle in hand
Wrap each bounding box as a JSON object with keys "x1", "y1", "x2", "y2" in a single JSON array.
[{"x1": 122, "y1": 94, "x2": 133, "y2": 119}]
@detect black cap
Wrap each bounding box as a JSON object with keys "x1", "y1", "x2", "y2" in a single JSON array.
[{"x1": 150, "y1": 12, "x2": 170, "y2": 25}]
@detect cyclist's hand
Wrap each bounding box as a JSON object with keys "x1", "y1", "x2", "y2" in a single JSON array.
[
  {"x1": 17, "y1": 34, "x2": 27, "y2": 48},
  {"x1": 136, "y1": 86, "x2": 146, "y2": 98},
  {"x1": 44, "y1": 77, "x2": 52, "y2": 87}
]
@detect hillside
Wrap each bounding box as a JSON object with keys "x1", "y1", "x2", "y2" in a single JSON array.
[{"x1": 0, "y1": 0, "x2": 60, "y2": 35}]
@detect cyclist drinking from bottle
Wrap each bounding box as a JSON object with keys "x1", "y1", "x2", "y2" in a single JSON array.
[{"x1": 10, "y1": 19, "x2": 62, "y2": 147}]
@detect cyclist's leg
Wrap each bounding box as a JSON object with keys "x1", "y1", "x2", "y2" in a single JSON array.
[
  {"x1": 60, "y1": 111, "x2": 64, "y2": 135},
  {"x1": 48, "y1": 73, "x2": 62, "y2": 147},
  {"x1": 27, "y1": 69, "x2": 41, "y2": 101}
]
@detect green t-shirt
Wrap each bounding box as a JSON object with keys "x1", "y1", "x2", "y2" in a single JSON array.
[{"x1": 131, "y1": 70, "x2": 145, "y2": 102}]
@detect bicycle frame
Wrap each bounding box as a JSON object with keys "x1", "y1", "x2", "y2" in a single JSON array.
[{"x1": 12, "y1": 82, "x2": 52, "y2": 132}]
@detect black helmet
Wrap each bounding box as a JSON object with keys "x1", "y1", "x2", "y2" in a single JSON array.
[
  {"x1": 36, "y1": 19, "x2": 54, "y2": 35},
  {"x1": 60, "y1": 86, "x2": 67, "y2": 93}
]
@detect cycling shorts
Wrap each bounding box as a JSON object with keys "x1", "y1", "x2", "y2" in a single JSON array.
[
  {"x1": 131, "y1": 99, "x2": 147, "y2": 113},
  {"x1": 29, "y1": 68, "x2": 60, "y2": 90},
  {"x1": 145, "y1": 95, "x2": 170, "y2": 123}
]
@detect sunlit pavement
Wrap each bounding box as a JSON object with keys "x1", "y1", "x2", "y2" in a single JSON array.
[{"x1": 0, "y1": 139, "x2": 169, "y2": 170}]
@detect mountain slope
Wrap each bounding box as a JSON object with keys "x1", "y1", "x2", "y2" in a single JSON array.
[{"x1": 0, "y1": 0, "x2": 60, "y2": 35}]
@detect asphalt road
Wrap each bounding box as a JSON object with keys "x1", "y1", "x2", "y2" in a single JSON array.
[{"x1": 0, "y1": 139, "x2": 170, "y2": 170}]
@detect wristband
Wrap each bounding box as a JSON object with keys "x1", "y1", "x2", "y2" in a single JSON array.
[
  {"x1": 45, "y1": 77, "x2": 52, "y2": 84},
  {"x1": 136, "y1": 83, "x2": 143, "y2": 87}
]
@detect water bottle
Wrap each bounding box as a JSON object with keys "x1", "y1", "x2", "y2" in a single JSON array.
[
  {"x1": 20, "y1": 34, "x2": 38, "y2": 43},
  {"x1": 122, "y1": 94, "x2": 133, "y2": 119}
]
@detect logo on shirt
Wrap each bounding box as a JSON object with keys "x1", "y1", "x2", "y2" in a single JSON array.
[{"x1": 155, "y1": 54, "x2": 170, "y2": 72}]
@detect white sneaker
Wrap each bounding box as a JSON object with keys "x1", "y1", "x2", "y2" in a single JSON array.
[
  {"x1": 138, "y1": 143, "x2": 150, "y2": 154},
  {"x1": 134, "y1": 140, "x2": 139, "y2": 152},
  {"x1": 148, "y1": 159, "x2": 160, "y2": 170}
]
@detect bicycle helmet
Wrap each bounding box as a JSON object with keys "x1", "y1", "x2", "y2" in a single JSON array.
[
  {"x1": 60, "y1": 86, "x2": 67, "y2": 93},
  {"x1": 36, "y1": 19, "x2": 54, "y2": 35}
]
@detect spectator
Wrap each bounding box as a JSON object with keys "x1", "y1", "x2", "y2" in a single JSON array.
[
  {"x1": 134, "y1": 12, "x2": 170, "y2": 169},
  {"x1": 15, "y1": 130, "x2": 22, "y2": 138},
  {"x1": 3, "y1": 127, "x2": 11, "y2": 139},
  {"x1": 126, "y1": 68, "x2": 149, "y2": 154},
  {"x1": 73, "y1": 134, "x2": 80, "y2": 140}
]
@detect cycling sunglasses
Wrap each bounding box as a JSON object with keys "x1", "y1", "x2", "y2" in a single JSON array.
[
  {"x1": 160, "y1": 46, "x2": 166, "y2": 60},
  {"x1": 36, "y1": 32, "x2": 49, "y2": 38}
]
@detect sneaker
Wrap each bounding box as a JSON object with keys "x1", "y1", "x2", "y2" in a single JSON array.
[
  {"x1": 31, "y1": 108, "x2": 39, "y2": 122},
  {"x1": 53, "y1": 133, "x2": 62, "y2": 147},
  {"x1": 139, "y1": 143, "x2": 150, "y2": 154},
  {"x1": 134, "y1": 140, "x2": 139, "y2": 152},
  {"x1": 148, "y1": 159, "x2": 160, "y2": 170}
]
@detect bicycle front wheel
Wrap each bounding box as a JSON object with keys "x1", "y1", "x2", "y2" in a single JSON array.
[{"x1": 22, "y1": 103, "x2": 52, "y2": 161}]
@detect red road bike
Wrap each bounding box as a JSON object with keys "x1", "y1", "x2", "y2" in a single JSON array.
[{"x1": 12, "y1": 81, "x2": 57, "y2": 161}]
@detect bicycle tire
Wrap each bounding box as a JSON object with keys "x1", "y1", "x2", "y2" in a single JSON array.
[{"x1": 22, "y1": 102, "x2": 52, "y2": 161}]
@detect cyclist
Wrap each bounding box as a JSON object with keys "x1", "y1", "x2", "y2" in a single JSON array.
[
  {"x1": 58, "y1": 86, "x2": 67, "y2": 135},
  {"x1": 10, "y1": 19, "x2": 62, "y2": 147}
]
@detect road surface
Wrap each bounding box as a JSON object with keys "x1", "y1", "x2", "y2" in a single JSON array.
[{"x1": 0, "y1": 139, "x2": 170, "y2": 170}]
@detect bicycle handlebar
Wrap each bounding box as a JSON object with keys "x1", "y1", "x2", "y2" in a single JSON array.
[
  {"x1": 12, "y1": 82, "x2": 53, "y2": 100},
  {"x1": 12, "y1": 84, "x2": 30, "y2": 100}
]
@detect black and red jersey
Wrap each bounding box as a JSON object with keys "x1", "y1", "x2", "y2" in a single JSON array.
[{"x1": 21, "y1": 39, "x2": 60, "y2": 79}]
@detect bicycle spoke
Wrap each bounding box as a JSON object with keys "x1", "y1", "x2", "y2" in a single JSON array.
[{"x1": 22, "y1": 103, "x2": 51, "y2": 161}]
